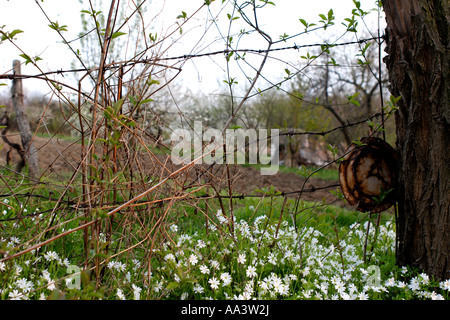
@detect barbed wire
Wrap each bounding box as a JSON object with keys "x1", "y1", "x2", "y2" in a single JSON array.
[{"x1": 0, "y1": 36, "x2": 383, "y2": 82}]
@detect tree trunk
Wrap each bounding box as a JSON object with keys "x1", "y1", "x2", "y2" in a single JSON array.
[
  {"x1": 383, "y1": 0, "x2": 449, "y2": 279},
  {"x1": 11, "y1": 60, "x2": 39, "y2": 179}
]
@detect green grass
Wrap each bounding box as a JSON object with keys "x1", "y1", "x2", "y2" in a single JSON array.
[
  {"x1": 241, "y1": 163, "x2": 339, "y2": 181},
  {"x1": 174, "y1": 195, "x2": 372, "y2": 239}
]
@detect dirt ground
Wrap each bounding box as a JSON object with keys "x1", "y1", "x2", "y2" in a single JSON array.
[{"x1": 0, "y1": 133, "x2": 346, "y2": 207}]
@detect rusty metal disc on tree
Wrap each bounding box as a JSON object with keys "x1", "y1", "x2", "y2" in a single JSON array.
[{"x1": 339, "y1": 137, "x2": 398, "y2": 213}]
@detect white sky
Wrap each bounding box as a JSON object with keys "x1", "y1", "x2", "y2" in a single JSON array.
[{"x1": 0, "y1": 0, "x2": 384, "y2": 99}]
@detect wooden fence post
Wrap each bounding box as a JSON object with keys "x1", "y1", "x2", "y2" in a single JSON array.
[{"x1": 11, "y1": 60, "x2": 39, "y2": 179}]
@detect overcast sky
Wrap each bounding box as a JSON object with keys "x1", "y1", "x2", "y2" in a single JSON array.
[{"x1": 0, "y1": 0, "x2": 384, "y2": 98}]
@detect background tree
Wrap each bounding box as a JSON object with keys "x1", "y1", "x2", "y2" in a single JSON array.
[{"x1": 383, "y1": 0, "x2": 449, "y2": 280}]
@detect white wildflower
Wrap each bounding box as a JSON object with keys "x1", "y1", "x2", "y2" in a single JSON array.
[
  {"x1": 199, "y1": 264, "x2": 210, "y2": 275},
  {"x1": 14, "y1": 265, "x2": 22, "y2": 276},
  {"x1": 188, "y1": 254, "x2": 198, "y2": 265},
  {"x1": 267, "y1": 252, "x2": 277, "y2": 265},
  {"x1": 259, "y1": 280, "x2": 269, "y2": 293},
  {"x1": 60, "y1": 258, "x2": 70, "y2": 268},
  {"x1": 439, "y1": 279, "x2": 450, "y2": 291},
  {"x1": 117, "y1": 288, "x2": 126, "y2": 300},
  {"x1": 385, "y1": 277, "x2": 396, "y2": 287},
  {"x1": 193, "y1": 284, "x2": 204, "y2": 294},
  {"x1": 279, "y1": 283, "x2": 289, "y2": 296},
  {"x1": 47, "y1": 280, "x2": 56, "y2": 291},
  {"x1": 44, "y1": 251, "x2": 59, "y2": 262},
  {"x1": 418, "y1": 273, "x2": 430, "y2": 285},
  {"x1": 8, "y1": 289, "x2": 22, "y2": 300},
  {"x1": 209, "y1": 277, "x2": 219, "y2": 290},
  {"x1": 430, "y1": 292, "x2": 444, "y2": 300},
  {"x1": 220, "y1": 272, "x2": 232, "y2": 286},
  {"x1": 164, "y1": 253, "x2": 176, "y2": 262},
  {"x1": 210, "y1": 260, "x2": 219, "y2": 269},
  {"x1": 246, "y1": 265, "x2": 257, "y2": 278},
  {"x1": 132, "y1": 284, "x2": 142, "y2": 300},
  {"x1": 216, "y1": 210, "x2": 227, "y2": 224},
  {"x1": 302, "y1": 266, "x2": 310, "y2": 277},
  {"x1": 358, "y1": 291, "x2": 369, "y2": 300},
  {"x1": 408, "y1": 278, "x2": 420, "y2": 291},
  {"x1": 132, "y1": 259, "x2": 141, "y2": 269},
  {"x1": 237, "y1": 253, "x2": 246, "y2": 265},
  {"x1": 196, "y1": 240, "x2": 206, "y2": 249},
  {"x1": 15, "y1": 278, "x2": 33, "y2": 293},
  {"x1": 154, "y1": 280, "x2": 163, "y2": 293}
]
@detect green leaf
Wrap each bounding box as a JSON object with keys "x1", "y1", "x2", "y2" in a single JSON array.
[
  {"x1": 1, "y1": 29, "x2": 24, "y2": 41},
  {"x1": 166, "y1": 282, "x2": 179, "y2": 290},
  {"x1": 177, "y1": 11, "x2": 187, "y2": 20},
  {"x1": 328, "y1": 9, "x2": 335, "y2": 21},
  {"x1": 111, "y1": 31, "x2": 126, "y2": 39},
  {"x1": 279, "y1": 33, "x2": 289, "y2": 42},
  {"x1": 9, "y1": 29, "x2": 23, "y2": 38},
  {"x1": 362, "y1": 42, "x2": 371, "y2": 55},
  {"x1": 113, "y1": 99, "x2": 124, "y2": 113},
  {"x1": 299, "y1": 19, "x2": 308, "y2": 28},
  {"x1": 327, "y1": 144, "x2": 338, "y2": 157},
  {"x1": 103, "y1": 109, "x2": 112, "y2": 121},
  {"x1": 147, "y1": 77, "x2": 160, "y2": 86},
  {"x1": 390, "y1": 95, "x2": 402, "y2": 105},
  {"x1": 49, "y1": 21, "x2": 68, "y2": 32},
  {"x1": 140, "y1": 98, "x2": 154, "y2": 105},
  {"x1": 328, "y1": 57, "x2": 339, "y2": 66},
  {"x1": 148, "y1": 32, "x2": 157, "y2": 42},
  {"x1": 19, "y1": 54, "x2": 33, "y2": 65},
  {"x1": 347, "y1": 92, "x2": 360, "y2": 106},
  {"x1": 226, "y1": 51, "x2": 234, "y2": 61}
]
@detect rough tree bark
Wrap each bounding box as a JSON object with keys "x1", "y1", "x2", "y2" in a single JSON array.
[
  {"x1": 11, "y1": 60, "x2": 39, "y2": 179},
  {"x1": 383, "y1": 0, "x2": 449, "y2": 279}
]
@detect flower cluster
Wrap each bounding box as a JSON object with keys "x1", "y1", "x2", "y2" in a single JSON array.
[
  {"x1": 1, "y1": 199, "x2": 449, "y2": 300},
  {"x1": 134, "y1": 211, "x2": 449, "y2": 300}
]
